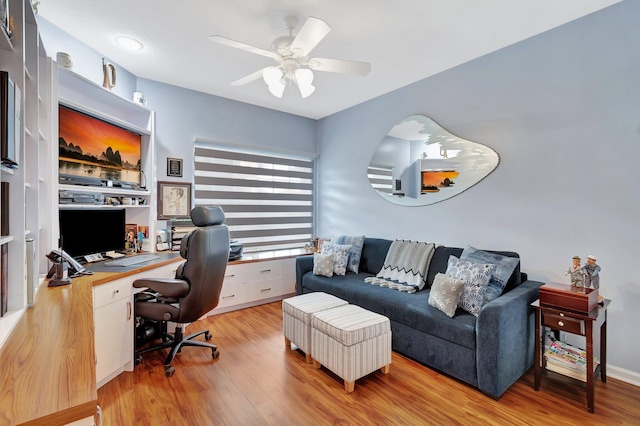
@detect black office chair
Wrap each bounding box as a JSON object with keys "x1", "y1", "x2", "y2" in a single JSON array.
[{"x1": 133, "y1": 205, "x2": 230, "y2": 376}]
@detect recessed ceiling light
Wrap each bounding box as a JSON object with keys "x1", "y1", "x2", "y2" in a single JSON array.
[{"x1": 115, "y1": 36, "x2": 143, "y2": 50}]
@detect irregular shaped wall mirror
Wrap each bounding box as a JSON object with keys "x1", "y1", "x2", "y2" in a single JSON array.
[{"x1": 367, "y1": 115, "x2": 499, "y2": 206}]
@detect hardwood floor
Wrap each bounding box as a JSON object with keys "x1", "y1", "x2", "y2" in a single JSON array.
[{"x1": 98, "y1": 301, "x2": 640, "y2": 425}]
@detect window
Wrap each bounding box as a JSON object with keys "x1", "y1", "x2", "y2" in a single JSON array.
[{"x1": 194, "y1": 145, "x2": 314, "y2": 254}]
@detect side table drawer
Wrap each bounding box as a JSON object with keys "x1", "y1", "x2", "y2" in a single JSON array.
[{"x1": 542, "y1": 311, "x2": 585, "y2": 335}]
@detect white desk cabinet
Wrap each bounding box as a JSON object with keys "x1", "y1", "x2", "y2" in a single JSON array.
[
  {"x1": 211, "y1": 257, "x2": 297, "y2": 314},
  {"x1": 93, "y1": 277, "x2": 134, "y2": 387},
  {"x1": 93, "y1": 262, "x2": 180, "y2": 388}
]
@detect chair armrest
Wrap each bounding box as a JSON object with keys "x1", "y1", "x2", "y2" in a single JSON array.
[
  {"x1": 133, "y1": 278, "x2": 190, "y2": 298},
  {"x1": 475, "y1": 279, "x2": 543, "y2": 398},
  {"x1": 295, "y1": 255, "x2": 315, "y2": 295}
]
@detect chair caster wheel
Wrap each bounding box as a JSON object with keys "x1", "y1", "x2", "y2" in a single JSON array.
[
  {"x1": 212, "y1": 349, "x2": 220, "y2": 359},
  {"x1": 135, "y1": 355, "x2": 142, "y2": 365},
  {"x1": 205, "y1": 331, "x2": 212, "y2": 341},
  {"x1": 165, "y1": 366, "x2": 175, "y2": 377}
]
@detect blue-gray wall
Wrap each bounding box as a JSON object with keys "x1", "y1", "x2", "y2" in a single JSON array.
[
  {"x1": 40, "y1": 0, "x2": 639, "y2": 383},
  {"x1": 317, "y1": 0, "x2": 640, "y2": 381}
]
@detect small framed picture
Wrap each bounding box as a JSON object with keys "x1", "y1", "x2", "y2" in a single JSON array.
[
  {"x1": 167, "y1": 157, "x2": 183, "y2": 177},
  {"x1": 157, "y1": 181, "x2": 192, "y2": 220}
]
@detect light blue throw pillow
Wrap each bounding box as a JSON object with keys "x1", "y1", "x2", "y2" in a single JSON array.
[
  {"x1": 460, "y1": 246, "x2": 520, "y2": 305},
  {"x1": 321, "y1": 242, "x2": 352, "y2": 276},
  {"x1": 445, "y1": 255, "x2": 496, "y2": 317},
  {"x1": 334, "y1": 235, "x2": 365, "y2": 274}
]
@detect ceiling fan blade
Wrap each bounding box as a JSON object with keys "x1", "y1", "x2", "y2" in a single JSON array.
[
  {"x1": 290, "y1": 17, "x2": 331, "y2": 56},
  {"x1": 231, "y1": 68, "x2": 268, "y2": 86},
  {"x1": 308, "y1": 58, "x2": 371, "y2": 76},
  {"x1": 209, "y1": 35, "x2": 279, "y2": 60}
]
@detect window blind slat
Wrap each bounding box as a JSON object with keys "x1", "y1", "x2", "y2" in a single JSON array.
[{"x1": 194, "y1": 145, "x2": 314, "y2": 253}]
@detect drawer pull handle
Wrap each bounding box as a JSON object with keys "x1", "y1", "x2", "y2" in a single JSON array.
[
  {"x1": 558, "y1": 320, "x2": 564, "y2": 327},
  {"x1": 223, "y1": 295, "x2": 235, "y2": 299},
  {"x1": 113, "y1": 289, "x2": 120, "y2": 294},
  {"x1": 260, "y1": 269, "x2": 271, "y2": 273},
  {"x1": 260, "y1": 287, "x2": 272, "y2": 292},
  {"x1": 225, "y1": 274, "x2": 235, "y2": 278},
  {"x1": 127, "y1": 301, "x2": 132, "y2": 320}
]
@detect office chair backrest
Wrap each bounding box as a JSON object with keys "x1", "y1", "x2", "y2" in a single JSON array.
[{"x1": 175, "y1": 205, "x2": 230, "y2": 323}]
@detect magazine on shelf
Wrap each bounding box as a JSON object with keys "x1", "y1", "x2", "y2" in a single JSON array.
[{"x1": 544, "y1": 339, "x2": 599, "y2": 381}]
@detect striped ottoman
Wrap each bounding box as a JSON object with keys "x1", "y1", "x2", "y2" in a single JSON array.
[
  {"x1": 311, "y1": 304, "x2": 391, "y2": 393},
  {"x1": 282, "y1": 292, "x2": 348, "y2": 363}
]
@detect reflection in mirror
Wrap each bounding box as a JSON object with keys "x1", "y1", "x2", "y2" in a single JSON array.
[{"x1": 367, "y1": 115, "x2": 499, "y2": 206}]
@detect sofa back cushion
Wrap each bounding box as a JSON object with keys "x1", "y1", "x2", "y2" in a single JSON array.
[
  {"x1": 427, "y1": 246, "x2": 522, "y2": 292},
  {"x1": 359, "y1": 238, "x2": 393, "y2": 275}
]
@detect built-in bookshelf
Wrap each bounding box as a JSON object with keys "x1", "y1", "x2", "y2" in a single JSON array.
[
  {"x1": 55, "y1": 66, "x2": 157, "y2": 257},
  {"x1": 0, "y1": 0, "x2": 50, "y2": 347}
]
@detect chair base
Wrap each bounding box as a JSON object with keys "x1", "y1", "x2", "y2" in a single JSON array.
[{"x1": 135, "y1": 324, "x2": 219, "y2": 377}]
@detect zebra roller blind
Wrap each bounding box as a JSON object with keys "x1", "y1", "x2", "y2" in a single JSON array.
[{"x1": 194, "y1": 145, "x2": 314, "y2": 254}]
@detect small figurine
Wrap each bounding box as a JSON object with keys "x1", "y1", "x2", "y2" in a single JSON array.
[
  {"x1": 565, "y1": 255, "x2": 585, "y2": 287},
  {"x1": 582, "y1": 255, "x2": 601, "y2": 289}
]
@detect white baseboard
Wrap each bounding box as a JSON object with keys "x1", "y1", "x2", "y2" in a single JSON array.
[{"x1": 607, "y1": 365, "x2": 640, "y2": 387}]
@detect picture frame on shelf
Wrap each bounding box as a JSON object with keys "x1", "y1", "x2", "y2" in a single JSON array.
[
  {"x1": 157, "y1": 181, "x2": 191, "y2": 220},
  {"x1": 167, "y1": 157, "x2": 183, "y2": 177}
]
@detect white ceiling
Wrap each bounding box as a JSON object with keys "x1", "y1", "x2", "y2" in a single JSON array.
[{"x1": 38, "y1": 0, "x2": 620, "y2": 120}]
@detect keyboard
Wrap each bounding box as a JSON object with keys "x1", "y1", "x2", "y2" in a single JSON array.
[{"x1": 104, "y1": 254, "x2": 160, "y2": 267}]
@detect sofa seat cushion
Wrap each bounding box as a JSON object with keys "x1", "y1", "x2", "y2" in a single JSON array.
[{"x1": 301, "y1": 273, "x2": 477, "y2": 350}]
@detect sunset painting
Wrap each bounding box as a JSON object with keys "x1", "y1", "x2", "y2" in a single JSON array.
[{"x1": 58, "y1": 105, "x2": 141, "y2": 185}]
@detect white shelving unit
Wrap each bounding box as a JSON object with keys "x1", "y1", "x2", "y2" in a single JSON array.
[
  {"x1": 0, "y1": 0, "x2": 47, "y2": 348},
  {"x1": 55, "y1": 66, "x2": 157, "y2": 254}
]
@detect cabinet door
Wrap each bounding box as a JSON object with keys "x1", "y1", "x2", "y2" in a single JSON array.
[{"x1": 94, "y1": 278, "x2": 133, "y2": 387}]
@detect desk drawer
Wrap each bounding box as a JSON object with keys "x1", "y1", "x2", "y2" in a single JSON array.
[
  {"x1": 542, "y1": 311, "x2": 585, "y2": 335},
  {"x1": 94, "y1": 277, "x2": 132, "y2": 309}
]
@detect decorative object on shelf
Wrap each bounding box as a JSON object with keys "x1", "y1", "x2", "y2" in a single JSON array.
[
  {"x1": 133, "y1": 91, "x2": 147, "y2": 106},
  {"x1": 125, "y1": 223, "x2": 137, "y2": 252},
  {"x1": 56, "y1": 52, "x2": 73, "y2": 70},
  {"x1": 565, "y1": 255, "x2": 585, "y2": 287},
  {"x1": 582, "y1": 255, "x2": 601, "y2": 289},
  {"x1": 102, "y1": 58, "x2": 117, "y2": 90},
  {"x1": 1, "y1": 181, "x2": 8, "y2": 236},
  {"x1": 167, "y1": 157, "x2": 183, "y2": 177},
  {"x1": 31, "y1": 0, "x2": 39, "y2": 15},
  {"x1": 368, "y1": 115, "x2": 499, "y2": 206},
  {"x1": 157, "y1": 181, "x2": 192, "y2": 220}
]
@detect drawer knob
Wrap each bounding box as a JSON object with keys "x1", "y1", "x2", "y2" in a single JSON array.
[
  {"x1": 113, "y1": 289, "x2": 119, "y2": 294},
  {"x1": 558, "y1": 320, "x2": 564, "y2": 327},
  {"x1": 559, "y1": 313, "x2": 565, "y2": 317}
]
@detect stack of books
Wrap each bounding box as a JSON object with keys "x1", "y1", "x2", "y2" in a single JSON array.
[{"x1": 544, "y1": 339, "x2": 599, "y2": 382}]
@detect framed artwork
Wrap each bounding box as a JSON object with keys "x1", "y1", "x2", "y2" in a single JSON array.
[
  {"x1": 167, "y1": 157, "x2": 183, "y2": 177},
  {"x1": 157, "y1": 181, "x2": 192, "y2": 220}
]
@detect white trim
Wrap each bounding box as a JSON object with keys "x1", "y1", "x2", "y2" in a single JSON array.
[{"x1": 607, "y1": 364, "x2": 640, "y2": 388}]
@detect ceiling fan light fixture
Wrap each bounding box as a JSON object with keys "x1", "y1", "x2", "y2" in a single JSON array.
[
  {"x1": 263, "y1": 66, "x2": 283, "y2": 86},
  {"x1": 295, "y1": 68, "x2": 315, "y2": 98},
  {"x1": 262, "y1": 66, "x2": 285, "y2": 98}
]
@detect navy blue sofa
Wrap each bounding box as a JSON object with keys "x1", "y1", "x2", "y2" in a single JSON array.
[{"x1": 295, "y1": 237, "x2": 543, "y2": 398}]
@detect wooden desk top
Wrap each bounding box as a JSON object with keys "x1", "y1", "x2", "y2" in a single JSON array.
[
  {"x1": 0, "y1": 255, "x2": 183, "y2": 425},
  {"x1": 0, "y1": 249, "x2": 301, "y2": 425}
]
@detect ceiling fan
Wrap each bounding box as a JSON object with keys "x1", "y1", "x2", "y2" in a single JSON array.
[{"x1": 209, "y1": 16, "x2": 371, "y2": 99}]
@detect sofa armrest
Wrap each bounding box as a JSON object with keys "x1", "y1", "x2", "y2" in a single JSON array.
[
  {"x1": 476, "y1": 279, "x2": 543, "y2": 398},
  {"x1": 295, "y1": 255, "x2": 315, "y2": 295}
]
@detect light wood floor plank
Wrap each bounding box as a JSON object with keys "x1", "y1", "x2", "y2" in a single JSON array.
[{"x1": 98, "y1": 301, "x2": 640, "y2": 426}]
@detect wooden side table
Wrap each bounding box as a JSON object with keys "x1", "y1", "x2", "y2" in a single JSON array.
[{"x1": 532, "y1": 299, "x2": 610, "y2": 413}]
